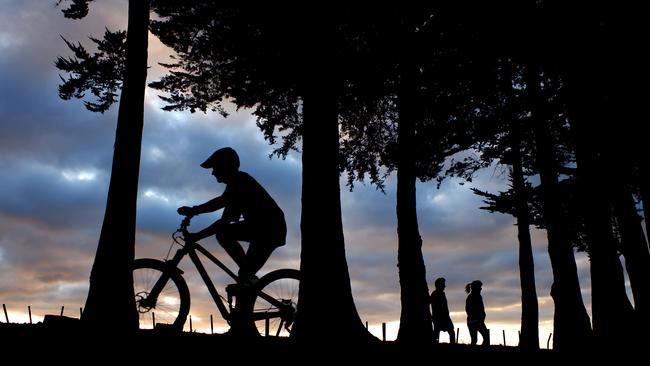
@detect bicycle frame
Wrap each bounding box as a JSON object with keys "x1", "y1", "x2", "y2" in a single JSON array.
[{"x1": 144, "y1": 216, "x2": 292, "y2": 326}]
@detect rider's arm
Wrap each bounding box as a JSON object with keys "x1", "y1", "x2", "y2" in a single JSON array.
[
  {"x1": 192, "y1": 195, "x2": 227, "y2": 214},
  {"x1": 190, "y1": 218, "x2": 226, "y2": 241}
]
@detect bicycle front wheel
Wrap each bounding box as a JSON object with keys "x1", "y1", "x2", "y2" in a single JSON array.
[
  {"x1": 133, "y1": 258, "x2": 190, "y2": 331},
  {"x1": 253, "y1": 269, "x2": 300, "y2": 337}
]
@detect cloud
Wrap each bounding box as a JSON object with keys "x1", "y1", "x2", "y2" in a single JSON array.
[
  {"x1": 0, "y1": 159, "x2": 107, "y2": 228},
  {"x1": 0, "y1": 213, "x2": 95, "y2": 312}
]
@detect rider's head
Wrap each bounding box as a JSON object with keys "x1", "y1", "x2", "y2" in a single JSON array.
[{"x1": 201, "y1": 147, "x2": 240, "y2": 183}]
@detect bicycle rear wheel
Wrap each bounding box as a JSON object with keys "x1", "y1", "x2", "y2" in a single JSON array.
[
  {"x1": 253, "y1": 269, "x2": 300, "y2": 337},
  {"x1": 133, "y1": 258, "x2": 190, "y2": 331}
]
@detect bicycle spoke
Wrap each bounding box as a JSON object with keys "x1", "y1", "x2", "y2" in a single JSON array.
[
  {"x1": 253, "y1": 269, "x2": 299, "y2": 337},
  {"x1": 133, "y1": 259, "x2": 190, "y2": 331}
]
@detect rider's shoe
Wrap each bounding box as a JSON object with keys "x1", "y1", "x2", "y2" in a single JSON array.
[{"x1": 223, "y1": 313, "x2": 261, "y2": 338}]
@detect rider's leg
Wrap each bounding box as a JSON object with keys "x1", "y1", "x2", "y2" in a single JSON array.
[
  {"x1": 214, "y1": 221, "x2": 247, "y2": 269},
  {"x1": 227, "y1": 221, "x2": 281, "y2": 279},
  {"x1": 215, "y1": 222, "x2": 259, "y2": 337},
  {"x1": 234, "y1": 243, "x2": 277, "y2": 337},
  {"x1": 241, "y1": 242, "x2": 277, "y2": 277}
]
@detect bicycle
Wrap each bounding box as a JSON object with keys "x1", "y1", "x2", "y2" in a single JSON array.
[{"x1": 132, "y1": 215, "x2": 300, "y2": 336}]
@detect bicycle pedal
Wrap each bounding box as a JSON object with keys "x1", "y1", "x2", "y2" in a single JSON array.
[
  {"x1": 225, "y1": 283, "x2": 240, "y2": 295},
  {"x1": 240, "y1": 275, "x2": 260, "y2": 287}
]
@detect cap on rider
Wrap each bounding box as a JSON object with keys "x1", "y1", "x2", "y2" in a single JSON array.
[{"x1": 201, "y1": 147, "x2": 240, "y2": 172}]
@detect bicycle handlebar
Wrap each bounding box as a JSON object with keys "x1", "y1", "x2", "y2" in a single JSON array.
[
  {"x1": 172, "y1": 214, "x2": 195, "y2": 247},
  {"x1": 180, "y1": 214, "x2": 194, "y2": 231}
]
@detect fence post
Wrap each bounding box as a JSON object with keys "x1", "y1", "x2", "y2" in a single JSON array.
[
  {"x1": 152, "y1": 312, "x2": 156, "y2": 328},
  {"x1": 28, "y1": 306, "x2": 32, "y2": 324},
  {"x1": 547, "y1": 333, "x2": 552, "y2": 349},
  {"x1": 456, "y1": 327, "x2": 460, "y2": 343},
  {"x1": 382, "y1": 322, "x2": 386, "y2": 341},
  {"x1": 3, "y1": 304, "x2": 9, "y2": 323},
  {"x1": 60, "y1": 306, "x2": 64, "y2": 316},
  {"x1": 503, "y1": 329, "x2": 506, "y2": 346},
  {"x1": 189, "y1": 315, "x2": 193, "y2": 332},
  {"x1": 210, "y1": 314, "x2": 214, "y2": 334}
]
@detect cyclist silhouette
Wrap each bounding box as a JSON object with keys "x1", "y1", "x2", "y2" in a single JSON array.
[{"x1": 177, "y1": 147, "x2": 287, "y2": 283}]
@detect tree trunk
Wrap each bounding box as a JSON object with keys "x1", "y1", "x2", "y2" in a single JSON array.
[
  {"x1": 526, "y1": 65, "x2": 592, "y2": 350},
  {"x1": 81, "y1": 0, "x2": 149, "y2": 331},
  {"x1": 394, "y1": 52, "x2": 434, "y2": 343},
  {"x1": 509, "y1": 118, "x2": 539, "y2": 350},
  {"x1": 564, "y1": 65, "x2": 635, "y2": 347},
  {"x1": 501, "y1": 58, "x2": 539, "y2": 349},
  {"x1": 612, "y1": 185, "x2": 650, "y2": 324},
  {"x1": 573, "y1": 138, "x2": 635, "y2": 346},
  {"x1": 292, "y1": 17, "x2": 372, "y2": 343}
]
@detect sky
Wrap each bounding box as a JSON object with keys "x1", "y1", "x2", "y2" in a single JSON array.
[{"x1": 0, "y1": 0, "x2": 598, "y2": 347}]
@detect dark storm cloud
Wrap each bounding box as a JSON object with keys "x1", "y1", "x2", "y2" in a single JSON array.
[
  {"x1": 0, "y1": 1, "x2": 124, "y2": 232},
  {"x1": 0, "y1": 157, "x2": 108, "y2": 227},
  {"x1": 0, "y1": 54, "x2": 117, "y2": 169},
  {"x1": 417, "y1": 178, "x2": 514, "y2": 242}
]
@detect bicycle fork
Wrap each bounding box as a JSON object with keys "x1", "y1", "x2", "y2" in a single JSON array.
[{"x1": 139, "y1": 248, "x2": 186, "y2": 310}]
